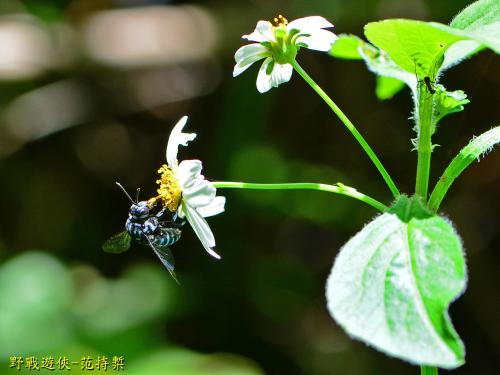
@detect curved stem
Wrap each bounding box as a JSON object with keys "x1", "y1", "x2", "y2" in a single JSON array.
[
  {"x1": 290, "y1": 59, "x2": 400, "y2": 198},
  {"x1": 420, "y1": 366, "x2": 438, "y2": 375},
  {"x1": 213, "y1": 181, "x2": 388, "y2": 212},
  {"x1": 428, "y1": 126, "x2": 500, "y2": 212}
]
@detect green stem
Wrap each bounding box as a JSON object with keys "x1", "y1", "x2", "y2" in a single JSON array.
[
  {"x1": 415, "y1": 88, "x2": 433, "y2": 200},
  {"x1": 420, "y1": 366, "x2": 438, "y2": 375},
  {"x1": 290, "y1": 59, "x2": 400, "y2": 198},
  {"x1": 213, "y1": 181, "x2": 388, "y2": 212}
]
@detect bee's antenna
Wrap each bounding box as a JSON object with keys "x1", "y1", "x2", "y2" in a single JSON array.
[
  {"x1": 135, "y1": 188, "x2": 141, "y2": 203},
  {"x1": 115, "y1": 182, "x2": 135, "y2": 204}
]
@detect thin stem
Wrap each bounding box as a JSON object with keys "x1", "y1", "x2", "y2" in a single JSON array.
[
  {"x1": 420, "y1": 366, "x2": 438, "y2": 375},
  {"x1": 415, "y1": 89, "x2": 433, "y2": 200},
  {"x1": 213, "y1": 181, "x2": 388, "y2": 212},
  {"x1": 290, "y1": 59, "x2": 400, "y2": 198}
]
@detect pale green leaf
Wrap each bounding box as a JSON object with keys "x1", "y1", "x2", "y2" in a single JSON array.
[
  {"x1": 429, "y1": 126, "x2": 500, "y2": 211},
  {"x1": 329, "y1": 34, "x2": 364, "y2": 60},
  {"x1": 326, "y1": 196, "x2": 466, "y2": 368},
  {"x1": 376, "y1": 76, "x2": 406, "y2": 100}
]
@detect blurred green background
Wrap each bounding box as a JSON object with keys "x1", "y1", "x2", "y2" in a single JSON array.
[{"x1": 0, "y1": 0, "x2": 498, "y2": 374}]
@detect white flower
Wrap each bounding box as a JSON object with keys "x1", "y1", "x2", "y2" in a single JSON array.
[
  {"x1": 156, "y1": 116, "x2": 225, "y2": 259},
  {"x1": 233, "y1": 15, "x2": 338, "y2": 93}
]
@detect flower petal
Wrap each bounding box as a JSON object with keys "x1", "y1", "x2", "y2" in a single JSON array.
[
  {"x1": 270, "y1": 63, "x2": 293, "y2": 88},
  {"x1": 234, "y1": 43, "x2": 268, "y2": 63},
  {"x1": 182, "y1": 179, "x2": 216, "y2": 208},
  {"x1": 176, "y1": 159, "x2": 202, "y2": 186},
  {"x1": 197, "y1": 196, "x2": 226, "y2": 217},
  {"x1": 177, "y1": 160, "x2": 216, "y2": 207},
  {"x1": 183, "y1": 203, "x2": 220, "y2": 259},
  {"x1": 297, "y1": 29, "x2": 338, "y2": 52},
  {"x1": 287, "y1": 16, "x2": 333, "y2": 32},
  {"x1": 256, "y1": 57, "x2": 273, "y2": 93},
  {"x1": 233, "y1": 44, "x2": 269, "y2": 77},
  {"x1": 243, "y1": 20, "x2": 275, "y2": 42},
  {"x1": 166, "y1": 116, "x2": 196, "y2": 168}
]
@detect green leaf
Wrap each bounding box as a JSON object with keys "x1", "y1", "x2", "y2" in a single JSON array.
[
  {"x1": 450, "y1": 0, "x2": 500, "y2": 31},
  {"x1": 329, "y1": 34, "x2": 365, "y2": 60},
  {"x1": 429, "y1": 126, "x2": 500, "y2": 211},
  {"x1": 432, "y1": 85, "x2": 469, "y2": 128},
  {"x1": 364, "y1": 20, "x2": 462, "y2": 78},
  {"x1": 326, "y1": 196, "x2": 466, "y2": 368},
  {"x1": 330, "y1": 34, "x2": 416, "y2": 99},
  {"x1": 445, "y1": 0, "x2": 500, "y2": 59},
  {"x1": 376, "y1": 76, "x2": 406, "y2": 100},
  {"x1": 431, "y1": 21, "x2": 500, "y2": 56}
]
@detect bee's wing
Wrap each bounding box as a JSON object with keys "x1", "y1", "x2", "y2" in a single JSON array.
[
  {"x1": 102, "y1": 231, "x2": 131, "y2": 253},
  {"x1": 145, "y1": 235, "x2": 180, "y2": 284}
]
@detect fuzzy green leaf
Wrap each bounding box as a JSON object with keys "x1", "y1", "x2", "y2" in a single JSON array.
[
  {"x1": 429, "y1": 126, "x2": 500, "y2": 211},
  {"x1": 364, "y1": 20, "x2": 462, "y2": 78},
  {"x1": 326, "y1": 196, "x2": 466, "y2": 368},
  {"x1": 432, "y1": 86, "x2": 469, "y2": 128},
  {"x1": 450, "y1": 0, "x2": 500, "y2": 31},
  {"x1": 330, "y1": 34, "x2": 364, "y2": 60},
  {"x1": 441, "y1": 0, "x2": 500, "y2": 68}
]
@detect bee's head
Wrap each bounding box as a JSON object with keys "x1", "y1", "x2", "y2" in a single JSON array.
[{"x1": 130, "y1": 201, "x2": 149, "y2": 218}]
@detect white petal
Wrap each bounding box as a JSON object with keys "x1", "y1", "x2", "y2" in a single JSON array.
[
  {"x1": 287, "y1": 16, "x2": 333, "y2": 32},
  {"x1": 270, "y1": 63, "x2": 293, "y2": 88},
  {"x1": 182, "y1": 179, "x2": 216, "y2": 208},
  {"x1": 233, "y1": 60, "x2": 258, "y2": 77},
  {"x1": 234, "y1": 43, "x2": 268, "y2": 63},
  {"x1": 233, "y1": 44, "x2": 269, "y2": 77},
  {"x1": 177, "y1": 160, "x2": 216, "y2": 208},
  {"x1": 297, "y1": 29, "x2": 338, "y2": 51},
  {"x1": 243, "y1": 21, "x2": 275, "y2": 43},
  {"x1": 176, "y1": 159, "x2": 202, "y2": 186},
  {"x1": 184, "y1": 203, "x2": 220, "y2": 259},
  {"x1": 166, "y1": 116, "x2": 196, "y2": 168},
  {"x1": 256, "y1": 57, "x2": 273, "y2": 93},
  {"x1": 197, "y1": 196, "x2": 226, "y2": 217}
]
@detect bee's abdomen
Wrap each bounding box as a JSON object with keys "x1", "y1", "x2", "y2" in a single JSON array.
[{"x1": 153, "y1": 228, "x2": 182, "y2": 247}]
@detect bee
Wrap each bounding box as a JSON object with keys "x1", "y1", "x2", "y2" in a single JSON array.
[{"x1": 103, "y1": 182, "x2": 184, "y2": 283}]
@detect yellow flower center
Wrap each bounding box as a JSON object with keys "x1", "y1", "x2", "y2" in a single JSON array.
[
  {"x1": 155, "y1": 164, "x2": 182, "y2": 212},
  {"x1": 271, "y1": 14, "x2": 288, "y2": 28}
]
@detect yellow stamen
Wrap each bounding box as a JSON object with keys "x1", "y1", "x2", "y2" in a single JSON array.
[
  {"x1": 156, "y1": 164, "x2": 182, "y2": 212},
  {"x1": 271, "y1": 14, "x2": 288, "y2": 28}
]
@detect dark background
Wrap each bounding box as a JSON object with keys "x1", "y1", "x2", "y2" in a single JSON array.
[{"x1": 0, "y1": 0, "x2": 498, "y2": 374}]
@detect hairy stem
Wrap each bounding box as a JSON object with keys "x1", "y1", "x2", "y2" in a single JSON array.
[
  {"x1": 213, "y1": 181, "x2": 388, "y2": 212},
  {"x1": 291, "y1": 59, "x2": 399, "y2": 198},
  {"x1": 415, "y1": 88, "x2": 434, "y2": 200}
]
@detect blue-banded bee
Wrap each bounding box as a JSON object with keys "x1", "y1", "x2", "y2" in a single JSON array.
[{"x1": 103, "y1": 182, "x2": 184, "y2": 283}]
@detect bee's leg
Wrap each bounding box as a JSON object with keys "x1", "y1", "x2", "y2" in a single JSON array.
[
  {"x1": 171, "y1": 212, "x2": 186, "y2": 227},
  {"x1": 155, "y1": 207, "x2": 167, "y2": 218},
  {"x1": 143, "y1": 217, "x2": 159, "y2": 235}
]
